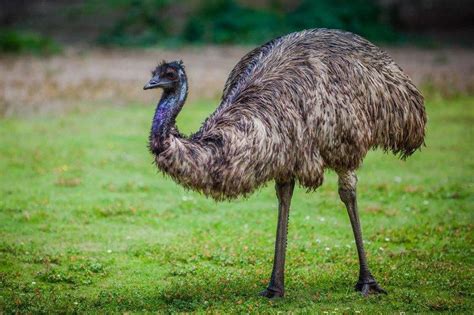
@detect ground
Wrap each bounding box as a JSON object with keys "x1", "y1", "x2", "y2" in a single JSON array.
[
  {"x1": 1, "y1": 46, "x2": 473, "y2": 116},
  {"x1": 0, "y1": 92, "x2": 473, "y2": 312}
]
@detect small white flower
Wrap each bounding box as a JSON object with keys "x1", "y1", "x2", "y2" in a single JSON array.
[
  {"x1": 74, "y1": 302, "x2": 78, "y2": 305},
  {"x1": 379, "y1": 247, "x2": 384, "y2": 251},
  {"x1": 305, "y1": 215, "x2": 310, "y2": 220},
  {"x1": 107, "y1": 249, "x2": 112, "y2": 253},
  {"x1": 319, "y1": 217, "x2": 325, "y2": 222},
  {"x1": 31, "y1": 281, "x2": 36, "y2": 285},
  {"x1": 325, "y1": 247, "x2": 330, "y2": 251},
  {"x1": 385, "y1": 237, "x2": 390, "y2": 242}
]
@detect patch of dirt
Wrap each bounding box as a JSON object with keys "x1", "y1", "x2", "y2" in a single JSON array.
[{"x1": 1, "y1": 46, "x2": 473, "y2": 116}]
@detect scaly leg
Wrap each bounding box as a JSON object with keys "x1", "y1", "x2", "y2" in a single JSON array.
[
  {"x1": 260, "y1": 179, "x2": 295, "y2": 298},
  {"x1": 338, "y1": 171, "x2": 386, "y2": 296}
]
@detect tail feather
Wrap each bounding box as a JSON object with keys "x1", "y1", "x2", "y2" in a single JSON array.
[{"x1": 373, "y1": 82, "x2": 427, "y2": 159}]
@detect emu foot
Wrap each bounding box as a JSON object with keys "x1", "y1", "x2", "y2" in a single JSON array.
[
  {"x1": 259, "y1": 287, "x2": 284, "y2": 299},
  {"x1": 355, "y1": 277, "x2": 387, "y2": 296}
]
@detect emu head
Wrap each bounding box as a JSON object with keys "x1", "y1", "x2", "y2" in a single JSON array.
[{"x1": 144, "y1": 60, "x2": 186, "y2": 91}]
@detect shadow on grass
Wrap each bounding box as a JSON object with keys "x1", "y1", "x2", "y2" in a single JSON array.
[
  {"x1": 92, "y1": 269, "x2": 364, "y2": 312},
  {"x1": 93, "y1": 273, "x2": 261, "y2": 312}
]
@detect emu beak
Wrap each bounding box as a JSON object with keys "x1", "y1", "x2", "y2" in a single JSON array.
[{"x1": 143, "y1": 78, "x2": 160, "y2": 90}]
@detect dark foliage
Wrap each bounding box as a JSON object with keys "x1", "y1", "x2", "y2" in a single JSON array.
[
  {"x1": 92, "y1": 0, "x2": 173, "y2": 46},
  {"x1": 183, "y1": 0, "x2": 283, "y2": 44},
  {"x1": 286, "y1": 0, "x2": 399, "y2": 43},
  {"x1": 0, "y1": 29, "x2": 61, "y2": 55},
  {"x1": 95, "y1": 0, "x2": 400, "y2": 46}
]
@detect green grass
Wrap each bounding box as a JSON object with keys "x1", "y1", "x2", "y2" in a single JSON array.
[{"x1": 0, "y1": 96, "x2": 473, "y2": 313}]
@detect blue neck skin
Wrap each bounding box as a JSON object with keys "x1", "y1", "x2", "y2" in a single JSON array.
[
  {"x1": 151, "y1": 91, "x2": 175, "y2": 135},
  {"x1": 151, "y1": 79, "x2": 187, "y2": 138}
]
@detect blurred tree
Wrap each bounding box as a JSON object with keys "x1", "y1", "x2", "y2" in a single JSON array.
[
  {"x1": 91, "y1": 0, "x2": 174, "y2": 46},
  {"x1": 183, "y1": 0, "x2": 398, "y2": 44},
  {"x1": 287, "y1": 0, "x2": 399, "y2": 42},
  {"x1": 3, "y1": 0, "x2": 471, "y2": 47},
  {"x1": 0, "y1": 29, "x2": 61, "y2": 55},
  {"x1": 183, "y1": 0, "x2": 283, "y2": 43}
]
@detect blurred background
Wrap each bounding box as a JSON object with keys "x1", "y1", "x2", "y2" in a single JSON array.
[
  {"x1": 0, "y1": 0, "x2": 473, "y2": 116},
  {"x1": 1, "y1": 1, "x2": 473, "y2": 312}
]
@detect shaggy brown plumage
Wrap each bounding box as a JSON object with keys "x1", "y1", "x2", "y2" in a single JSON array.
[
  {"x1": 144, "y1": 28, "x2": 426, "y2": 298},
  {"x1": 148, "y1": 29, "x2": 425, "y2": 200}
]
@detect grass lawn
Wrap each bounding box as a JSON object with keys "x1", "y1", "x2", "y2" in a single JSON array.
[{"x1": 0, "y1": 95, "x2": 473, "y2": 313}]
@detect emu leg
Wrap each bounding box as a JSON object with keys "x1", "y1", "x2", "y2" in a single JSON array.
[
  {"x1": 338, "y1": 171, "x2": 387, "y2": 296},
  {"x1": 260, "y1": 179, "x2": 295, "y2": 299}
]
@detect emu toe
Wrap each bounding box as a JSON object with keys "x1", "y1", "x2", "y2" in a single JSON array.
[
  {"x1": 355, "y1": 278, "x2": 387, "y2": 296},
  {"x1": 259, "y1": 288, "x2": 284, "y2": 299}
]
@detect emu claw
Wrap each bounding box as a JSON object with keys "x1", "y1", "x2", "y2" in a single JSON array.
[
  {"x1": 259, "y1": 287, "x2": 284, "y2": 299},
  {"x1": 355, "y1": 279, "x2": 387, "y2": 296}
]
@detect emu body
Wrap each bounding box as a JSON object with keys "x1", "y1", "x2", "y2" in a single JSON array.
[{"x1": 144, "y1": 29, "x2": 426, "y2": 298}]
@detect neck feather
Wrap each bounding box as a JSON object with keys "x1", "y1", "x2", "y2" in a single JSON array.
[{"x1": 149, "y1": 80, "x2": 188, "y2": 154}]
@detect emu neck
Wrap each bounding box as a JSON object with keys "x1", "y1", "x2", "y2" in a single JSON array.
[
  {"x1": 150, "y1": 80, "x2": 187, "y2": 153},
  {"x1": 151, "y1": 91, "x2": 175, "y2": 135}
]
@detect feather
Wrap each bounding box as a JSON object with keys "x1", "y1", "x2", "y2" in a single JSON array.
[{"x1": 149, "y1": 28, "x2": 426, "y2": 201}]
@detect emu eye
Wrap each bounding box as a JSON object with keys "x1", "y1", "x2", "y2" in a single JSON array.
[{"x1": 165, "y1": 71, "x2": 177, "y2": 80}]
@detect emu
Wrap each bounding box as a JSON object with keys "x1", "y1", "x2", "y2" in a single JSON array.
[{"x1": 143, "y1": 29, "x2": 426, "y2": 298}]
